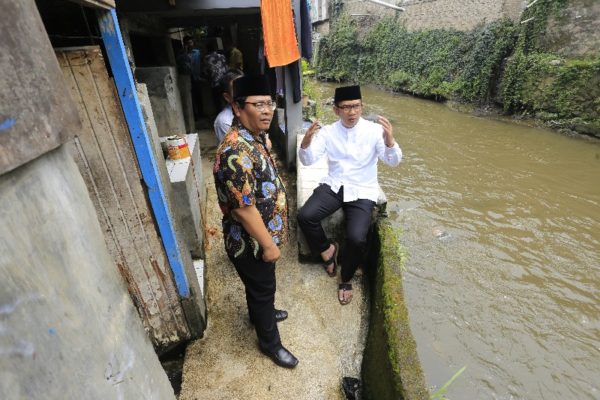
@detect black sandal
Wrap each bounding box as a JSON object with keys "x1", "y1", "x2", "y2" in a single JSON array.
[
  {"x1": 322, "y1": 242, "x2": 338, "y2": 277},
  {"x1": 338, "y1": 283, "x2": 353, "y2": 305}
]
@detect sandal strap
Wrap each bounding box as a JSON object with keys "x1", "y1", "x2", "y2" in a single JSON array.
[
  {"x1": 322, "y1": 242, "x2": 338, "y2": 266},
  {"x1": 322, "y1": 255, "x2": 335, "y2": 267},
  {"x1": 338, "y1": 283, "x2": 352, "y2": 290}
]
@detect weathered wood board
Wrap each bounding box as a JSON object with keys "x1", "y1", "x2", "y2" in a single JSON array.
[{"x1": 57, "y1": 46, "x2": 190, "y2": 349}]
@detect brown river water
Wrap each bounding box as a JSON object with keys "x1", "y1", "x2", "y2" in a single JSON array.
[{"x1": 312, "y1": 82, "x2": 600, "y2": 399}]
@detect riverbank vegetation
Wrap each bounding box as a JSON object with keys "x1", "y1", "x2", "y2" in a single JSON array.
[{"x1": 315, "y1": 0, "x2": 600, "y2": 137}]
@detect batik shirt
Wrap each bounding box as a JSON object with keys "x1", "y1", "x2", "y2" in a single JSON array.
[
  {"x1": 203, "y1": 51, "x2": 228, "y2": 88},
  {"x1": 213, "y1": 125, "x2": 288, "y2": 259}
]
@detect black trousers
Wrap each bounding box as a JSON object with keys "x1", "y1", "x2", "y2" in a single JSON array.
[
  {"x1": 229, "y1": 251, "x2": 281, "y2": 352},
  {"x1": 297, "y1": 184, "x2": 375, "y2": 282},
  {"x1": 191, "y1": 79, "x2": 203, "y2": 118}
]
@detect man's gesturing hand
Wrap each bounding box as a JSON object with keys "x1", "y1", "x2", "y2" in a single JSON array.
[
  {"x1": 378, "y1": 116, "x2": 395, "y2": 147},
  {"x1": 300, "y1": 120, "x2": 321, "y2": 149}
]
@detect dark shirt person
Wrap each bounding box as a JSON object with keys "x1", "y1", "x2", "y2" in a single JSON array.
[
  {"x1": 177, "y1": 36, "x2": 203, "y2": 118},
  {"x1": 213, "y1": 75, "x2": 298, "y2": 368},
  {"x1": 297, "y1": 85, "x2": 402, "y2": 305},
  {"x1": 203, "y1": 42, "x2": 228, "y2": 113}
]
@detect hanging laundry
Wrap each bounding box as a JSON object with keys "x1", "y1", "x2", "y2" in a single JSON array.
[
  {"x1": 300, "y1": 0, "x2": 313, "y2": 61},
  {"x1": 261, "y1": 0, "x2": 301, "y2": 67}
]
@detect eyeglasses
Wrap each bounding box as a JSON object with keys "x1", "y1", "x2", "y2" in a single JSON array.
[
  {"x1": 336, "y1": 103, "x2": 362, "y2": 112},
  {"x1": 245, "y1": 101, "x2": 276, "y2": 112}
]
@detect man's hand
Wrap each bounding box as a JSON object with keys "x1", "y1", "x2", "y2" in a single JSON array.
[
  {"x1": 232, "y1": 205, "x2": 280, "y2": 262},
  {"x1": 300, "y1": 120, "x2": 321, "y2": 149},
  {"x1": 378, "y1": 116, "x2": 395, "y2": 147},
  {"x1": 262, "y1": 242, "x2": 281, "y2": 262}
]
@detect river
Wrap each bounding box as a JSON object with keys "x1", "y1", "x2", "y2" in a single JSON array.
[{"x1": 311, "y1": 82, "x2": 600, "y2": 399}]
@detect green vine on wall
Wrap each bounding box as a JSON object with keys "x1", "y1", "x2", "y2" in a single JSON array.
[
  {"x1": 501, "y1": 0, "x2": 600, "y2": 134},
  {"x1": 318, "y1": 16, "x2": 517, "y2": 104}
]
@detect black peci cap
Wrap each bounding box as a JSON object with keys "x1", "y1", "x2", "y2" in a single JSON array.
[
  {"x1": 233, "y1": 75, "x2": 271, "y2": 98},
  {"x1": 334, "y1": 85, "x2": 361, "y2": 103}
]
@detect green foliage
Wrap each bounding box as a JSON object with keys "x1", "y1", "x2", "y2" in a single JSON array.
[
  {"x1": 316, "y1": 14, "x2": 360, "y2": 82},
  {"x1": 501, "y1": 0, "x2": 600, "y2": 134},
  {"x1": 318, "y1": 17, "x2": 517, "y2": 103},
  {"x1": 504, "y1": 54, "x2": 600, "y2": 121},
  {"x1": 519, "y1": 0, "x2": 569, "y2": 53},
  {"x1": 301, "y1": 58, "x2": 322, "y2": 119}
]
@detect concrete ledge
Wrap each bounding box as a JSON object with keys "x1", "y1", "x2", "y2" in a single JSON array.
[
  {"x1": 165, "y1": 133, "x2": 204, "y2": 259},
  {"x1": 362, "y1": 218, "x2": 428, "y2": 400}
]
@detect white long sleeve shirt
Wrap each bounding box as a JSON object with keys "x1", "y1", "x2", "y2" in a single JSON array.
[
  {"x1": 298, "y1": 118, "x2": 402, "y2": 202},
  {"x1": 213, "y1": 105, "x2": 234, "y2": 143}
]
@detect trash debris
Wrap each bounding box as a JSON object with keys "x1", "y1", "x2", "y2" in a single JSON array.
[{"x1": 342, "y1": 377, "x2": 361, "y2": 400}]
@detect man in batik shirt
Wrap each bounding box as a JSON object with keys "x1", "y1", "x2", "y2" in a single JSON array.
[{"x1": 213, "y1": 75, "x2": 298, "y2": 369}]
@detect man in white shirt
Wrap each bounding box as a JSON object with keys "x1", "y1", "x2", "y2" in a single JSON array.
[
  {"x1": 297, "y1": 85, "x2": 402, "y2": 305},
  {"x1": 213, "y1": 70, "x2": 242, "y2": 143}
]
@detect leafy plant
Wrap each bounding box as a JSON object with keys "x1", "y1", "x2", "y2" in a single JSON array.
[{"x1": 430, "y1": 366, "x2": 467, "y2": 400}]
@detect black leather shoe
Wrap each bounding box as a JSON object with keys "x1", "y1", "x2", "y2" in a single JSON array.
[
  {"x1": 260, "y1": 345, "x2": 299, "y2": 369},
  {"x1": 250, "y1": 309, "x2": 288, "y2": 325},
  {"x1": 274, "y1": 309, "x2": 288, "y2": 322}
]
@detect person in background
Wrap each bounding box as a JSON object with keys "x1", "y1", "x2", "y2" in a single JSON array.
[
  {"x1": 228, "y1": 41, "x2": 244, "y2": 72},
  {"x1": 213, "y1": 70, "x2": 243, "y2": 143},
  {"x1": 297, "y1": 85, "x2": 402, "y2": 305},
  {"x1": 213, "y1": 70, "x2": 273, "y2": 151},
  {"x1": 203, "y1": 42, "x2": 228, "y2": 114},
  {"x1": 176, "y1": 35, "x2": 203, "y2": 119},
  {"x1": 213, "y1": 75, "x2": 298, "y2": 369}
]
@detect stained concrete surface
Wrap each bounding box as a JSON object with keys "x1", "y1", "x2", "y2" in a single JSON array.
[{"x1": 180, "y1": 130, "x2": 369, "y2": 400}]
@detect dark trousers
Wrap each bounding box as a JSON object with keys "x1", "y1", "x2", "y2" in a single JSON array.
[
  {"x1": 211, "y1": 86, "x2": 223, "y2": 115},
  {"x1": 297, "y1": 184, "x2": 375, "y2": 282},
  {"x1": 229, "y1": 251, "x2": 281, "y2": 352},
  {"x1": 191, "y1": 79, "x2": 203, "y2": 118}
]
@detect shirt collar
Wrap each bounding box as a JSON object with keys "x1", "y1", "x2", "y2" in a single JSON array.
[
  {"x1": 337, "y1": 118, "x2": 363, "y2": 135},
  {"x1": 238, "y1": 125, "x2": 267, "y2": 145}
]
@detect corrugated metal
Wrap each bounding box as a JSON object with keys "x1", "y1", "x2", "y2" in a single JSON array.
[{"x1": 57, "y1": 47, "x2": 190, "y2": 348}]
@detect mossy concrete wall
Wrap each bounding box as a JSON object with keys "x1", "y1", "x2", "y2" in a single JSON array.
[
  {"x1": 540, "y1": 0, "x2": 600, "y2": 57},
  {"x1": 362, "y1": 218, "x2": 428, "y2": 400}
]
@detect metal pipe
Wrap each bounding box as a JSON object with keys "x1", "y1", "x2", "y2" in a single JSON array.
[{"x1": 364, "y1": 0, "x2": 405, "y2": 12}]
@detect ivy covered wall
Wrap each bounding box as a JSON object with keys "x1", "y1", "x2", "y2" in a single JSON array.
[{"x1": 316, "y1": 0, "x2": 600, "y2": 137}]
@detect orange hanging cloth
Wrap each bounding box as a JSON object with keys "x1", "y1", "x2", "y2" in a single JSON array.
[{"x1": 261, "y1": 0, "x2": 301, "y2": 67}]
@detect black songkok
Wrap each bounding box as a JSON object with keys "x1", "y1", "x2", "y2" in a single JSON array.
[
  {"x1": 334, "y1": 85, "x2": 361, "y2": 103},
  {"x1": 233, "y1": 75, "x2": 271, "y2": 98}
]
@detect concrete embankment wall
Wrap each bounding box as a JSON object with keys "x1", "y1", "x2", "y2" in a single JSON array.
[
  {"x1": 345, "y1": 0, "x2": 524, "y2": 31},
  {"x1": 0, "y1": 147, "x2": 174, "y2": 399},
  {"x1": 362, "y1": 218, "x2": 428, "y2": 400}
]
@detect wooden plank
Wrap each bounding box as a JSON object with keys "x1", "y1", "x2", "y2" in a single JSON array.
[
  {"x1": 0, "y1": 0, "x2": 80, "y2": 175},
  {"x1": 58, "y1": 47, "x2": 190, "y2": 348}
]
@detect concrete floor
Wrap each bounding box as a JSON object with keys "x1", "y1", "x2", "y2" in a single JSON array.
[{"x1": 180, "y1": 130, "x2": 369, "y2": 400}]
